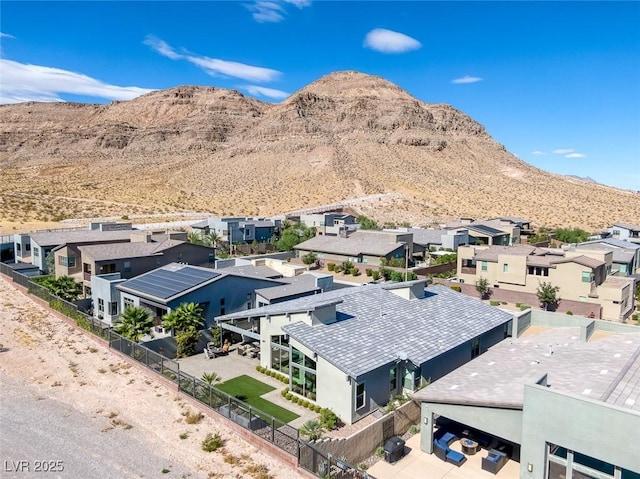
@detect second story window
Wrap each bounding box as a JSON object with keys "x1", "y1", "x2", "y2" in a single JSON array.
[
  {"x1": 502, "y1": 263, "x2": 509, "y2": 273},
  {"x1": 58, "y1": 256, "x2": 76, "y2": 268}
]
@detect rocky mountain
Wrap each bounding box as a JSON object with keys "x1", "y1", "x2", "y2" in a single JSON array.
[{"x1": 1, "y1": 70, "x2": 639, "y2": 230}]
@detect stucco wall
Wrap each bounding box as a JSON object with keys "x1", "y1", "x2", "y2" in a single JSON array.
[{"x1": 520, "y1": 384, "x2": 640, "y2": 478}]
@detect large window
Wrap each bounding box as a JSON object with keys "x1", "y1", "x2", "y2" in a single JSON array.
[
  {"x1": 98, "y1": 298, "x2": 104, "y2": 313},
  {"x1": 356, "y1": 383, "x2": 365, "y2": 410},
  {"x1": 471, "y1": 338, "x2": 480, "y2": 358},
  {"x1": 547, "y1": 443, "x2": 629, "y2": 479},
  {"x1": 291, "y1": 347, "x2": 317, "y2": 401},
  {"x1": 481, "y1": 261, "x2": 487, "y2": 272},
  {"x1": 33, "y1": 247, "x2": 40, "y2": 258},
  {"x1": 270, "y1": 335, "x2": 290, "y2": 374},
  {"x1": 389, "y1": 367, "x2": 397, "y2": 392},
  {"x1": 99, "y1": 263, "x2": 116, "y2": 274},
  {"x1": 123, "y1": 261, "x2": 131, "y2": 273},
  {"x1": 123, "y1": 297, "x2": 134, "y2": 309},
  {"x1": 502, "y1": 263, "x2": 509, "y2": 273},
  {"x1": 58, "y1": 256, "x2": 76, "y2": 267},
  {"x1": 109, "y1": 302, "x2": 118, "y2": 316},
  {"x1": 581, "y1": 271, "x2": 592, "y2": 283}
]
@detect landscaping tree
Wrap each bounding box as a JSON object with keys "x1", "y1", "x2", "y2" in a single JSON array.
[
  {"x1": 276, "y1": 224, "x2": 316, "y2": 251},
  {"x1": 301, "y1": 252, "x2": 318, "y2": 266},
  {"x1": 210, "y1": 325, "x2": 222, "y2": 347},
  {"x1": 114, "y1": 306, "x2": 153, "y2": 342},
  {"x1": 554, "y1": 228, "x2": 590, "y2": 244},
  {"x1": 536, "y1": 281, "x2": 560, "y2": 311},
  {"x1": 201, "y1": 372, "x2": 221, "y2": 384},
  {"x1": 300, "y1": 420, "x2": 325, "y2": 441},
  {"x1": 45, "y1": 275, "x2": 83, "y2": 302},
  {"x1": 187, "y1": 231, "x2": 204, "y2": 245},
  {"x1": 202, "y1": 231, "x2": 220, "y2": 249},
  {"x1": 356, "y1": 215, "x2": 379, "y2": 230},
  {"x1": 475, "y1": 277, "x2": 491, "y2": 299},
  {"x1": 163, "y1": 302, "x2": 204, "y2": 357}
]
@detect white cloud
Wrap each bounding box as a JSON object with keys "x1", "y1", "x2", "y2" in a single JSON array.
[
  {"x1": 552, "y1": 148, "x2": 574, "y2": 154},
  {"x1": 565, "y1": 153, "x2": 586, "y2": 159},
  {"x1": 145, "y1": 36, "x2": 282, "y2": 83},
  {"x1": 246, "y1": 1, "x2": 286, "y2": 22},
  {"x1": 284, "y1": 0, "x2": 311, "y2": 7},
  {"x1": 1, "y1": 32, "x2": 16, "y2": 39},
  {"x1": 143, "y1": 35, "x2": 181, "y2": 60},
  {"x1": 363, "y1": 28, "x2": 421, "y2": 54},
  {"x1": 241, "y1": 85, "x2": 289, "y2": 99},
  {"x1": 0, "y1": 59, "x2": 154, "y2": 104},
  {"x1": 187, "y1": 56, "x2": 281, "y2": 82},
  {"x1": 451, "y1": 75, "x2": 483, "y2": 84},
  {"x1": 531, "y1": 151, "x2": 547, "y2": 156}
]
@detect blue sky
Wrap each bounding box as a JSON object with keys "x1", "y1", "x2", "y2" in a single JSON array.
[{"x1": 1, "y1": 1, "x2": 639, "y2": 191}]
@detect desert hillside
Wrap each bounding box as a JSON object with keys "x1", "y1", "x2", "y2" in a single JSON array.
[{"x1": 1, "y1": 70, "x2": 638, "y2": 231}]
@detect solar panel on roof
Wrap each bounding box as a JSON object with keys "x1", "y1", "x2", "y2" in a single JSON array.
[{"x1": 122, "y1": 267, "x2": 219, "y2": 300}]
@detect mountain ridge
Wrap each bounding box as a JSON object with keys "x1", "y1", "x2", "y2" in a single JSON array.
[{"x1": 1, "y1": 71, "x2": 639, "y2": 230}]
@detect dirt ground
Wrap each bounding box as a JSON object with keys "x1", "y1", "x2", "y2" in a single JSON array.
[{"x1": 0, "y1": 278, "x2": 304, "y2": 479}]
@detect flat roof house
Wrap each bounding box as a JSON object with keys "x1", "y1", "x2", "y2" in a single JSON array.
[
  {"x1": 414, "y1": 312, "x2": 640, "y2": 478},
  {"x1": 294, "y1": 230, "x2": 412, "y2": 266},
  {"x1": 608, "y1": 222, "x2": 640, "y2": 245},
  {"x1": 457, "y1": 244, "x2": 636, "y2": 321},
  {"x1": 217, "y1": 282, "x2": 513, "y2": 424},
  {"x1": 577, "y1": 238, "x2": 640, "y2": 276},
  {"x1": 192, "y1": 217, "x2": 281, "y2": 244}
]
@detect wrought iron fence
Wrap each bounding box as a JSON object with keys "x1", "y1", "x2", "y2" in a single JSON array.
[
  {"x1": 1, "y1": 265, "x2": 303, "y2": 462},
  {"x1": 177, "y1": 370, "x2": 299, "y2": 456}
]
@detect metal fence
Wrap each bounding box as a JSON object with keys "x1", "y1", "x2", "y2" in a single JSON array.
[
  {"x1": 0, "y1": 264, "x2": 302, "y2": 460},
  {"x1": 299, "y1": 441, "x2": 372, "y2": 479}
]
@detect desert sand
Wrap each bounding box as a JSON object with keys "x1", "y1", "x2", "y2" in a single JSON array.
[{"x1": 0, "y1": 278, "x2": 303, "y2": 479}]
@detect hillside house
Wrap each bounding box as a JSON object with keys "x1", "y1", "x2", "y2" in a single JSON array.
[
  {"x1": 216, "y1": 281, "x2": 513, "y2": 424},
  {"x1": 191, "y1": 217, "x2": 281, "y2": 244}
]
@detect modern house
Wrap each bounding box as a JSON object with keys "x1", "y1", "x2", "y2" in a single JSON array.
[
  {"x1": 384, "y1": 228, "x2": 469, "y2": 259},
  {"x1": 607, "y1": 223, "x2": 640, "y2": 244},
  {"x1": 576, "y1": 238, "x2": 640, "y2": 276},
  {"x1": 191, "y1": 217, "x2": 281, "y2": 244},
  {"x1": 13, "y1": 233, "x2": 31, "y2": 263},
  {"x1": 457, "y1": 244, "x2": 636, "y2": 321},
  {"x1": 216, "y1": 281, "x2": 514, "y2": 424},
  {"x1": 113, "y1": 263, "x2": 323, "y2": 329},
  {"x1": 446, "y1": 218, "x2": 525, "y2": 246},
  {"x1": 299, "y1": 212, "x2": 357, "y2": 236},
  {"x1": 415, "y1": 310, "x2": 640, "y2": 478},
  {"x1": 294, "y1": 230, "x2": 412, "y2": 266},
  {"x1": 30, "y1": 226, "x2": 135, "y2": 274}
]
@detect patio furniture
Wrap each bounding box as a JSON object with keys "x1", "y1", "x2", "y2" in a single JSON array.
[
  {"x1": 482, "y1": 449, "x2": 508, "y2": 474},
  {"x1": 432, "y1": 432, "x2": 466, "y2": 467},
  {"x1": 460, "y1": 438, "x2": 479, "y2": 455}
]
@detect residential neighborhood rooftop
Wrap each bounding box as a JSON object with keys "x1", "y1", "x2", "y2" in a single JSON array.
[
  {"x1": 413, "y1": 326, "x2": 640, "y2": 411},
  {"x1": 78, "y1": 239, "x2": 186, "y2": 261},
  {"x1": 219, "y1": 284, "x2": 513, "y2": 379},
  {"x1": 294, "y1": 230, "x2": 404, "y2": 257},
  {"x1": 29, "y1": 229, "x2": 134, "y2": 247},
  {"x1": 220, "y1": 264, "x2": 283, "y2": 279},
  {"x1": 254, "y1": 274, "x2": 321, "y2": 301},
  {"x1": 118, "y1": 263, "x2": 221, "y2": 300}
]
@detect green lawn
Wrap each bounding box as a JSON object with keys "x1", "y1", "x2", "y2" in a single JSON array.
[{"x1": 216, "y1": 375, "x2": 299, "y2": 423}]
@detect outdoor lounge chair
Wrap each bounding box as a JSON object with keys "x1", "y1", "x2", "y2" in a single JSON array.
[{"x1": 482, "y1": 449, "x2": 508, "y2": 474}]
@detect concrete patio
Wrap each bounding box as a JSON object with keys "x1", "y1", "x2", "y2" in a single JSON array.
[
  {"x1": 177, "y1": 344, "x2": 318, "y2": 428},
  {"x1": 368, "y1": 434, "x2": 520, "y2": 479}
]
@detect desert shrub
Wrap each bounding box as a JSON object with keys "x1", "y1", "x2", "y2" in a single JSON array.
[
  {"x1": 301, "y1": 400, "x2": 309, "y2": 408},
  {"x1": 365, "y1": 268, "x2": 373, "y2": 276},
  {"x1": 450, "y1": 285, "x2": 462, "y2": 292},
  {"x1": 520, "y1": 304, "x2": 531, "y2": 311},
  {"x1": 371, "y1": 270, "x2": 380, "y2": 281},
  {"x1": 185, "y1": 410, "x2": 204, "y2": 424},
  {"x1": 334, "y1": 265, "x2": 343, "y2": 273},
  {"x1": 490, "y1": 300, "x2": 501, "y2": 306},
  {"x1": 515, "y1": 302, "x2": 523, "y2": 308},
  {"x1": 327, "y1": 263, "x2": 336, "y2": 272},
  {"x1": 350, "y1": 268, "x2": 360, "y2": 276},
  {"x1": 501, "y1": 301, "x2": 508, "y2": 305},
  {"x1": 319, "y1": 408, "x2": 340, "y2": 430},
  {"x1": 285, "y1": 393, "x2": 293, "y2": 401},
  {"x1": 566, "y1": 311, "x2": 574, "y2": 315},
  {"x1": 281, "y1": 388, "x2": 288, "y2": 397},
  {"x1": 409, "y1": 424, "x2": 420, "y2": 434},
  {"x1": 633, "y1": 314, "x2": 639, "y2": 321},
  {"x1": 201, "y1": 432, "x2": 224, "y2": 452},
  {"x1": 342, "y1": 260, "x2": 354, "y2": 271}
]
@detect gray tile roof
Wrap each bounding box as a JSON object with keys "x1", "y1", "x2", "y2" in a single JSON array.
[
  {"x1": 78, "y1": 240, "x2": 184, "y2": 261},
  {"x1": 222, "y1": 265, "x2": 283, "y2": 279},
  {"x1": 221, "y1": 284, "x2": 512, "y2": 378},
  {"x1": 551, "y1": 255, "x2": 604, "y2": 269},
  {"x1": 581, "y1": 238, "x2": 640, "y2": 251},
  {"x1": 413, "y1": 327, "x2": 640, "y2": 411},
  {"x1": 466, "y1": 224, "x2": 507, "y2": 237},
  {"x1": 488, "y1": 216, "x2": 530, "y2": 226},
  {"x1": 30, "y1": 229, "x2": 133, "y2": 247},
  {"x1": 575, "y1": 243, "x2": 635, "y2": 264},
  {"x1": 474, "y1": 245, "x2": 537, "y2": 262},
  {"x1": 408, "y1": 229, "x2": 447, "y2": 246},
  {"x1": 613, "y1": 223, "x2": 640, "y2": 232},
  {"x1": 294, "y1": 231, "x2": 405, "y2": 257},
  {"x1": 255, "y1": 274, "x2": 321, "y2": 301}
]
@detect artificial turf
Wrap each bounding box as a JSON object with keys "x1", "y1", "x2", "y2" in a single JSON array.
[{"x1": 216, "y1": 375, "x2": 299, "y2": 423}]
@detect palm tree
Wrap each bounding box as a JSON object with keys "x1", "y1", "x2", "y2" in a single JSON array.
[
  {"x1": 187, "y1": 231, "x2": 204, "y2": 245},
  {"x1": 162, "y1": 302, "x2": 204, "y2": 335},
  {"x1": 203, "y1": 231, "x2": 220, "y2": 249},
  {"x1": 201, "y1": 372, "x2": 221, "y2": 384},
  {"x1": 52, "y1": 276, "x2": 83, "y2": 302},
  {"x1": 114, "y1": 306, "x2": 153, "y2": 342},
  {"x1": 300, "y1": 420, "x2": 325, "y2": 441}
]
